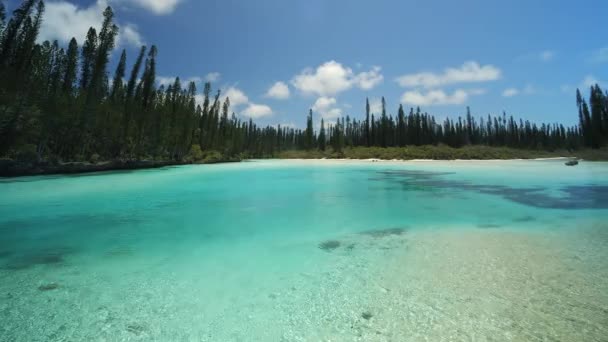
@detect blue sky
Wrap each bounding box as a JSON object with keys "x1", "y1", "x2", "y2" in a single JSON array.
[{"x1": 10, "y1": 0, "x2": 608, "y2": 128}]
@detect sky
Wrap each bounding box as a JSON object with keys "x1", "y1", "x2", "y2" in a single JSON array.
[{"x1": 6, "y1": 0, "x2": 608, "y2": 128}]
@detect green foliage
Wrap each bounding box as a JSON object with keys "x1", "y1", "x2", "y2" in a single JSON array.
[
  {"x1": 186, "y1": 144, "x2": 204, "y2": 162},
  {"x1": 14, "y1": 143, "x2": 38, "y2": 163}
]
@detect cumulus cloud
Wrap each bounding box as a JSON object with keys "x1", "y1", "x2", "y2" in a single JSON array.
[
  {"x1": 311, "y1": 96, "x2": 342, "y2": 119},
  {"x1": 368, "y1": 98, "x2": 383, "y2": 114},
  {"x1": 204, "y1": 72, "x2": 221, "y2": 82},
  {"x1": 218, "y1": 87, "x2": 274, "y2": 118},
  {"x1": 354, "y1": 66, "x2": 384, "y2": 90},
  {"x1": 40, "y1": 0, "x2": 144, "y2": 47},
  {"x1": 222, "y1": 87, "x2": 249, "y2": 107},
  {"x1": 312, "y1": 96, "x2": 337, "y2": 112},
  {"x1": 40, "y1": 0, "x2": 105, "y2": 44},
  {"x1": 266, "y1": 81, "x2": 290, "y2": 99},
  {"x1": 502, "y1": 88, "x2": 519, "y2": 97},
  {"x1": 242, "y1": 103, "x2": 273, "y2": 118},
  {"x1": 400, "y1": 89, "x2": 485, "y2": 106},
  {"x1": 118, "y1": 0, "x2": 182, "y2": 15},
  {"x1": 395, "y1": 61, "x2": 501, "y2": 89},
  {"x1": 120, "y1": 24, "x2": 144, "y2": 47},
  {"x1": 292, "y1": 61, "x2": 383, "y2": 96}
]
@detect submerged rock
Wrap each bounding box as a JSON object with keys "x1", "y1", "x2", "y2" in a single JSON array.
[
  {"x1": 565, "y1": 160, "x2": 579, "y2": 166},
  {"x1": 318, "y1": 240, "x2": 341, "y2": 251},
  {"x1": 38, "y1": 283, "x2": 59, "y2": 291},
  {"x1": 361, "y1": 311, "x2": 373, "y2": 320},
  {"x1": 513, "y1": 215, "x2": 536, "y2": 222},
  {"x1": 360, "y1": 227, "x2": 406, "y2": 238},
  {"x1": 126, "y1": 323, "x2": 147, "y2": 335}
]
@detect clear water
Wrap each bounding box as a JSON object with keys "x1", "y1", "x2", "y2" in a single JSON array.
[{"x1": 1, "y1": 159, "x2": 607, "y2": 341}]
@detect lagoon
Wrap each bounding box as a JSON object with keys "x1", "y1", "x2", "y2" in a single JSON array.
[{"x1": 1, "y1": 160, "x2": 607, "y2": 341}]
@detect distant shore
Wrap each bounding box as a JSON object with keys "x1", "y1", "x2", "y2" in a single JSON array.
[{"x1": 2, "y1": 145, "x2": 606, "y2": 178}]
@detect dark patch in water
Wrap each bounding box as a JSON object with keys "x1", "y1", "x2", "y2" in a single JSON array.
[
  {"x1": 318, "y1": 240, "x2": 341, "y2": 251},
  {"x1": 361, "y1": 227, "x2": 407, "y2": 238},
  {"x1": 478, "y1": 223, "x2": 502, "y2": 229},
  {"x1": 346, "y1": 243, "x2": 356, "y2": 250},
  {"x1": 0, "y1": 250, "x2": 13, "y2": 259},
  {"x1": 513, "y1": 215, "x2": 536, "y2": 223},
  {"x1": 361, "y1": 311, "x2": 373, "y2": 320},
  {"x1": 126, "y1": 323, "x2": 147, "y2": 335},
  {"x1": 3, "y1": 247, "x2": 75, "y2": 270},
  {"x1": 38, "y1": 283, "x2": 59, "y2": 291},
  {"x1": 371, "y1": 169, "x2": 608, "y2": 210}
]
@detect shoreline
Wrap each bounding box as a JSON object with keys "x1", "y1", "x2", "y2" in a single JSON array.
[
  {"x1": 1, "y1": 156, "x2": 582, "y2": 178},
  {"x1": 0, "y1": 159, "x2": 190, "y2": 178}
]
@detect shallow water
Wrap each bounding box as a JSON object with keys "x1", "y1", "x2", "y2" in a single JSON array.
[{"x1": 1, "y1": 159, "x2": 607, "y2": 341}]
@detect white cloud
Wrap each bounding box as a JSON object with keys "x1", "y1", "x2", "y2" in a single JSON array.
[
  {"x1": 368, "y1": 97, "x2": 382, "y2": 114},
  {"x1": 323, "y1": 108, "x2": 342, "y2": 120},
  {"x1": 311, "y1": 96, "x2": 342, "y2": 119},
  {"x1": 395, "y1": 61, "x2": 501, "y2": 88},
  {"x1": 222, "y1": 86, "x2": 249, "y2": 107},
  {"x1": 312, "y1": 96, "x2": 337, "y2": 112},
  {"x1": 502, "y1": 88, "x2": 519, "y2": 97},
  {"x1": 292, "y1": 61, "x2": 383, "y2": 96},
  {"x1": 120, "y1": 24, "x2": 144, "y2": 47},
  {"x1": 400, "y1": 89, "x2": 484, "y2": 106},
  {"x1": 40, "y1": 0, "x2": 105, "y2": 44},
  {"x1": 539, "y1": 50, "x2": 555, "y2": 62},
  {"x1": 266, "y1": 81, "x2": 290, "y2": 99},
  {"x1": 121, "y1": 0, "x2": 182, "y2": 15},
  {"x1": 40, "y1": 0, "x2": 144, "y2": 47},
  {"x1": 501, "y1": 85, "x2": 535, "y2": 97},
  {"x1": 354, "y1": 66, "x2": 384, "y2": 90},
  {"x1": 242, "y1": 103, "x2": 273, "y2": 118},
  {"x1": 204, "y1": 72, "x2": 221, "y2": 82}
]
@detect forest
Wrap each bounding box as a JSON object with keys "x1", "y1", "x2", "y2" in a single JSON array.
[{"x1": 1, "y1": 1, "x2": 607, "y2": 168}]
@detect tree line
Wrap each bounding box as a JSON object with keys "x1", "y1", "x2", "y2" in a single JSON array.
[{"x1": 0, "y1": 1, "x2": 606, "y2": 164}]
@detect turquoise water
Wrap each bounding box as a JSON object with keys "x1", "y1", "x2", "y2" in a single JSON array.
[{"x1": 1, "y1": 159, "x2": 607, "y2": 341}]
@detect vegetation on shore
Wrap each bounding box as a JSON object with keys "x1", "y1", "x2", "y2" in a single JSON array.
[
  {"x1": 277, "y1": 145, "x2": 608, "y2": 161},
  {"x1": 0, "y1": 1, "x2": 607, "y2": 177}
]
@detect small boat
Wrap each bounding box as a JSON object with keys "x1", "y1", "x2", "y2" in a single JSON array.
[{"x1": 565, "y1": 160, "x2": 579, "y2": 166}]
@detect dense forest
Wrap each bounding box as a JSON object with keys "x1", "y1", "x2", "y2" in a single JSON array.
[{"x1": 1, "y1": 1, "x2": 607, "y2": 166}]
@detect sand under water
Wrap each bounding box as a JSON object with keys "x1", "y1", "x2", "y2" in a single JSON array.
[{"x1": 0, "y1": 159, "x2": 607, "y2": 341}]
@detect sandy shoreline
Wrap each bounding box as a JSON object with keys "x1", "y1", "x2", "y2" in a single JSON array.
[{"x1": 259, "y1": 156, "x2": 572, "y2": 164}]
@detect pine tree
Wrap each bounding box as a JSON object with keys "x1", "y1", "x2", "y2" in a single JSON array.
[
  {"x1": 318, "y1": 118, "x2": 326, "y2": 151},
  {"x1": 365, "y1": 97, "x2": 370, "y2": 146},
  {"x1": 305, "y1": 109, "x2": 314, "y2": 150},
  {"x1": 80, "y1": 28, "x2": 98, "y2": 91},
  {"x1": 88, "y1": 6, "x2": 118, "y2": 100},
  {"x1": 62, "y1": 38, "x2": 78, "y2": 94},
  {"x1": 0, "y1": 0, "x2": 37, "y2": 67},
  {"x1": 110, "y1": 49, "x2": 126, "y2": 101}
]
